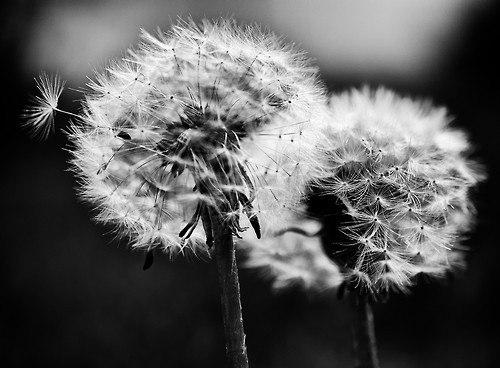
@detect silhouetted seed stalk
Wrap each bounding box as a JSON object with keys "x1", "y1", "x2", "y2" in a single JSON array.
[
  {"x1": 349, "y1": 292, "x2": 379, "y2": 368},
  {"x1": 211, "y1": 209, "x2": 249, "y2": 367}
]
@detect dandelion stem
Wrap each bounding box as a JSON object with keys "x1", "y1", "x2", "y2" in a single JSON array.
[
  {"x1": 349, "y1": 291, "x2": 380, "y2": 368},
  {"x1": 210, "y1": 209, "x2": 250, "y2": 368}
]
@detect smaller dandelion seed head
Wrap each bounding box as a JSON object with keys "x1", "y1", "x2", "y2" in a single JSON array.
[
  {"x1": 21, "y1": 72, "x2": 66, "y2": 140},
  {"x1": 243, "y1": 86, "x2": 484, "y2": 297},
  {"x1": 308, "y1": 87, "x2": 484, "y2": 294}
]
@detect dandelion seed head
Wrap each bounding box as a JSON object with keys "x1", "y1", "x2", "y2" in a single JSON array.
[
  {"x1": 21, "y1": 72, "x2": 65, "y2": 140},
  {"x1": 243, "y1": 87, "x2": 483, "y2": 296},
  {"x1": 311, "y1": 87, "x2": 483, "y2": 294},
  {"x1": 69, "y1": 18, "x2": 328, "y2": 255}
]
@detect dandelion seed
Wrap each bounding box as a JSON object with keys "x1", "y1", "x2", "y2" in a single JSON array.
[{"x1": 21, "y1": 72, "x2": 65, "y2": 140}]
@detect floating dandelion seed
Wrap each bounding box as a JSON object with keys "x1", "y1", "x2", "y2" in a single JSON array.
[{"x1": 21, "y1": 72, "x2": 65, "y2": 140}]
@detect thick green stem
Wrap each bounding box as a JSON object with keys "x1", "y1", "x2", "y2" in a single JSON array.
[
  {"x1": 210, "y1": 210, "x2": 250, "y2": 368},
  {"x1": 349, "y1": 292, "x2": 380, "y2": 368}
]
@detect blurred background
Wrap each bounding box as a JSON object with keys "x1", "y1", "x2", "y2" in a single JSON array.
[{"x1": 2, "y1": 0, "x2": 498, "y2": 367}]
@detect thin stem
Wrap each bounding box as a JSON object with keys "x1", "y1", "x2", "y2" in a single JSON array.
[
  {"x1": 210, "y1": 209, "x2": 250, "y2": 368},
  {"x1": 349, "y1": 291, "x2": 380, "y2": 368}
]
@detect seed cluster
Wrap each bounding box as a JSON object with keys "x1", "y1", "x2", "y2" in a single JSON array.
[
  {"x1": 310, "y1": 88, "x2": 482, "y2": 293},
  {"x1": 69, "y1": 19, "x2": 327, "y2": 255},
  {"x1": 243, "y1": 87, "x2": 482, "y2": 295}
]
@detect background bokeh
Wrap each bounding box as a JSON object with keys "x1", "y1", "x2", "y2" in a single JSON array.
[{"x1": 2, "y1": 1, "x2": 499, "y2": 367}]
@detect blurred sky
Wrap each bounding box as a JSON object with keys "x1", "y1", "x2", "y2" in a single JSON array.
[
  {"x1": 7, "y1": 0, "x2": 490, "y2": 86},
  {"x1": 2, "y1": 1, "x2": 500, "y2": 368}
]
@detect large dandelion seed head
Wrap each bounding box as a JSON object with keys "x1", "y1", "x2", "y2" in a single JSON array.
[{"x1": 69, "y1": 18, "x2": 328, "y2": 256}]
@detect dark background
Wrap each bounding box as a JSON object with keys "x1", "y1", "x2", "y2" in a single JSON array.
[{"x1": 2, "y1": 1, "x2": 499, "y2": 367}]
